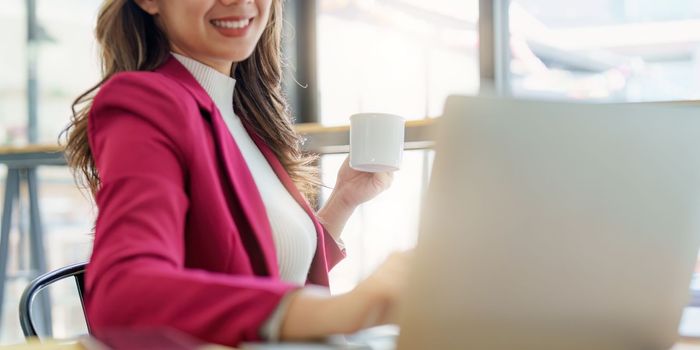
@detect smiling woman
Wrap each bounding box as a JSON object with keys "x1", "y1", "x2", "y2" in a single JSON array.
[{"x1": 60, "y1": 0, "x2": 409, "y2": 347}]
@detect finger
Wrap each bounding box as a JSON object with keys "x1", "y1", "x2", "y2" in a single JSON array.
[
  {"x1": 386, "y1": 172, "x2": 395, "y2": 184},
  {"x1": 374, "y1": 172, "x2": 393, "y2": 187}
]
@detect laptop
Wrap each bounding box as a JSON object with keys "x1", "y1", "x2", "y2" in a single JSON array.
[
  {"x1": 397, "y1": 96, "x2": 700, "y2": 350},
  {"x1": 242, "y1": 96, "x2": 700, "y2": 350}
]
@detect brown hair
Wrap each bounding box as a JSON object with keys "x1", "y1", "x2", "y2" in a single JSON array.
[{"x1": 61, "y1": 0, "x2": 319, "y2": 203}]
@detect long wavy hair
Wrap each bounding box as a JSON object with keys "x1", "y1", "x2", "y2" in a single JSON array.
[{"x1": 61, "y1": 0, "x2": 319, "y2": 203}]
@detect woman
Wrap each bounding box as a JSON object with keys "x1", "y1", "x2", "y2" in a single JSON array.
[{"x1": 63, "y1": 0, "x2": 408, "y2": 346}]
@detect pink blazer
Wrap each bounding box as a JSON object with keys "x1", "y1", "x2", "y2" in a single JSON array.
[{"x1": 85, "y1": 55, "x2": 345, "y2": 346}]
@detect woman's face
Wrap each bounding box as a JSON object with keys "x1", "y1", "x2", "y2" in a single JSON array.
[{"x1": 135, "y1": 0, "x2": 272, "y2": 75}]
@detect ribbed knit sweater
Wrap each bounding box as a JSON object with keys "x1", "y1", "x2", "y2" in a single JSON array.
[{"x1": 172, "y1": 53, "x2": 317, "y2": 286}]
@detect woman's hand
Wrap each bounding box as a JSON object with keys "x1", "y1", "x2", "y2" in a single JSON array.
[
  {"x1": 333, "y1": 156, "x2": 394, "y2": 209},
  {"x1": 317, "y1": 156, "x2": 394, "y2": 240},
  {"x1": 279, "y1": 250, "x2": 412, "y2": 340},
  {"x1": 350, "y1": 250, "x2": 412, "y2": 326}
]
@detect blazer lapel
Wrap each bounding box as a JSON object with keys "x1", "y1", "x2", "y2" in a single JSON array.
[
  {"x1": 156, "y1": 56, "x2": 280, "y2": 278},
  {"x1": 246, "y1": 128, "x2": 333, "y2": 286}
]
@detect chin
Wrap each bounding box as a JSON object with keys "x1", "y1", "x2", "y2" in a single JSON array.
[{"x1": 219, "y1": 46, "x2": 257, "y2": 64}]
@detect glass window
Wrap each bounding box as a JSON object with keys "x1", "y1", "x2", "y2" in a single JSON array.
[
  {"x1": 0, "y1": 0, "x2": 27, "y2": 146},
  {"x1": 510, "y1": 0, "x2": 700, "y2": 101},
  {"x1": 317, "y1": 0, "x2": 477, "y2": 293},
  {"x1": 0, "y1": 0, "x2": 27, "y2": 343},
  {"x1": 36, "y1": 1, "x2": 103, "y2": 144},
  {"x1": 0, "y1": 1, "x2": 99, "y2": 343},
  {"x1": 318, "y1": 0, "x2": 479, "y2": 125}
]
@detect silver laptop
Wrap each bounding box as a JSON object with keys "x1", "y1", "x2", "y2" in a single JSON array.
[{"x1": 398, "y1": 96, "x2": 700, "y2": 350}]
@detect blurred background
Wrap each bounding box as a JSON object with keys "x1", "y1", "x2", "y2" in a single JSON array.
[{"x1": 2, "y1": 0, "x2": 700, "y2": 344}]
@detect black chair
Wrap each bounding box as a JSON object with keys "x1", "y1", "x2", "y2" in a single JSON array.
[{"x1": 19, "y1": 261, "x2": 89, "y2": 338}]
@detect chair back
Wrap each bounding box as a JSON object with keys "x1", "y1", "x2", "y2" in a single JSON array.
[{"x1": 19, "y1": 262, "x2": 89, "y2": 338}]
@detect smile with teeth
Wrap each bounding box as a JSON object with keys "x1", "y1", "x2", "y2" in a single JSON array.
[{"x1": 211, "y1": 18, "x2": 252, "y2": 29}]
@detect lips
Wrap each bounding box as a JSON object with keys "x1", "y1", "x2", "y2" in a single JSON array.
[
  {"x1": 209, "y1": 15, "x2": 255, "y2": 37},
  {"x1": 211, "y1": 17, "x2": 252, "y2": 29}
]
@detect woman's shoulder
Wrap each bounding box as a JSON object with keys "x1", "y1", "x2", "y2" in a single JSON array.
[
  {"x1": 90, "y1": 70, "x2": 202, "y2": 125},
  {"x1": 88, "y1": 70, "x2": 204, "y2": 149},
  {"x1": 95, "y1": 70, "x2": 192, "y2": 107}
]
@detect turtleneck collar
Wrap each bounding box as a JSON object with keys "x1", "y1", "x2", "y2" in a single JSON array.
[{"x1": 171, "y1": 52, "x2": 236, "y2": 112}]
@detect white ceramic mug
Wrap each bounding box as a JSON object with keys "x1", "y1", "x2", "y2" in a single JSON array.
[{"x1": 349, "y1": 113, "x2": 405, "y2": 172}]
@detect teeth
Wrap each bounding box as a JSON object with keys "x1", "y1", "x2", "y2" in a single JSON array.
[{"x1": 212, "y1": 18, "x2": 250, "y2": 29}]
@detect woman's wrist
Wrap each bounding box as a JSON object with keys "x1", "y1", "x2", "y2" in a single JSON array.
[
  {"x1": 347, "y1": 283, "x2": 391, "y2": 329},
  {"x1": 317, "y1": 187, "x2": 357, "y2": 240},
  {"x1": 279, "y1": 287, "x2": 380, "y2": 340},
  {"x1": 331, "y1": 289, "x2": 379, "y2": 334},
  {"x1": 324, "y1": 185, "x2": 357, "y2": 215}
]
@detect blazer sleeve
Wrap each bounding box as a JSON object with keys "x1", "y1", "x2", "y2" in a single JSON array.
[
  {"x1": 85, "y1": 73, "x2": 297, "y2": 347},
  {"x1": 321, "y1": 224, "x2": 346, "y2": 271}
]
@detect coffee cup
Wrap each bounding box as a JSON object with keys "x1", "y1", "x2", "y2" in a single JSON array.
[{"x1": 349, "y1": 113, "x2": 405, "y2": 172}]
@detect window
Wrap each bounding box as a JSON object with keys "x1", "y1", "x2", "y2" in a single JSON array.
[
  {"x1": 36, "y1": 1, "x2": 103, "y2": 143},
  {"x1": 317, "y1": 0, "x2": 479, "y2": 124},
  {"x1": 316, "y1": 0, "x2": 479, "y2": 293},
  {"x1": 509, "y1": 0, "x2": 700, "y2": 101},
  {"x1": 1, "y1": 0, "x2": 28, "y2": 343},
  {"x1": 0, "y1": 0, "x2": 26, "y2": 146},
  {"x1": 0, "y1": 0, "x2": 99, "y2": 343}
]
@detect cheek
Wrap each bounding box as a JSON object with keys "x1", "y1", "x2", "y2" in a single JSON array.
[
  {"x1": 255, "y1": 4, "x2": 273, "y2": 36},
  {"x1": 160, "y1": 11, "x2": 204, "y2": 43},
  {"x1": 168, "y1": 21, "x2": 207, "y2": 51}
]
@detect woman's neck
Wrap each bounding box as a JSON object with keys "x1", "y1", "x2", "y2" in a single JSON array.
[{"x1": 170, "y1": 46, "x2": 233, "y2": 76}]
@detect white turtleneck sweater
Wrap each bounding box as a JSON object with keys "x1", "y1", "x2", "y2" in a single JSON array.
[{"x1": 172, "y1": 53, "x2": 317, "y2": 286}]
